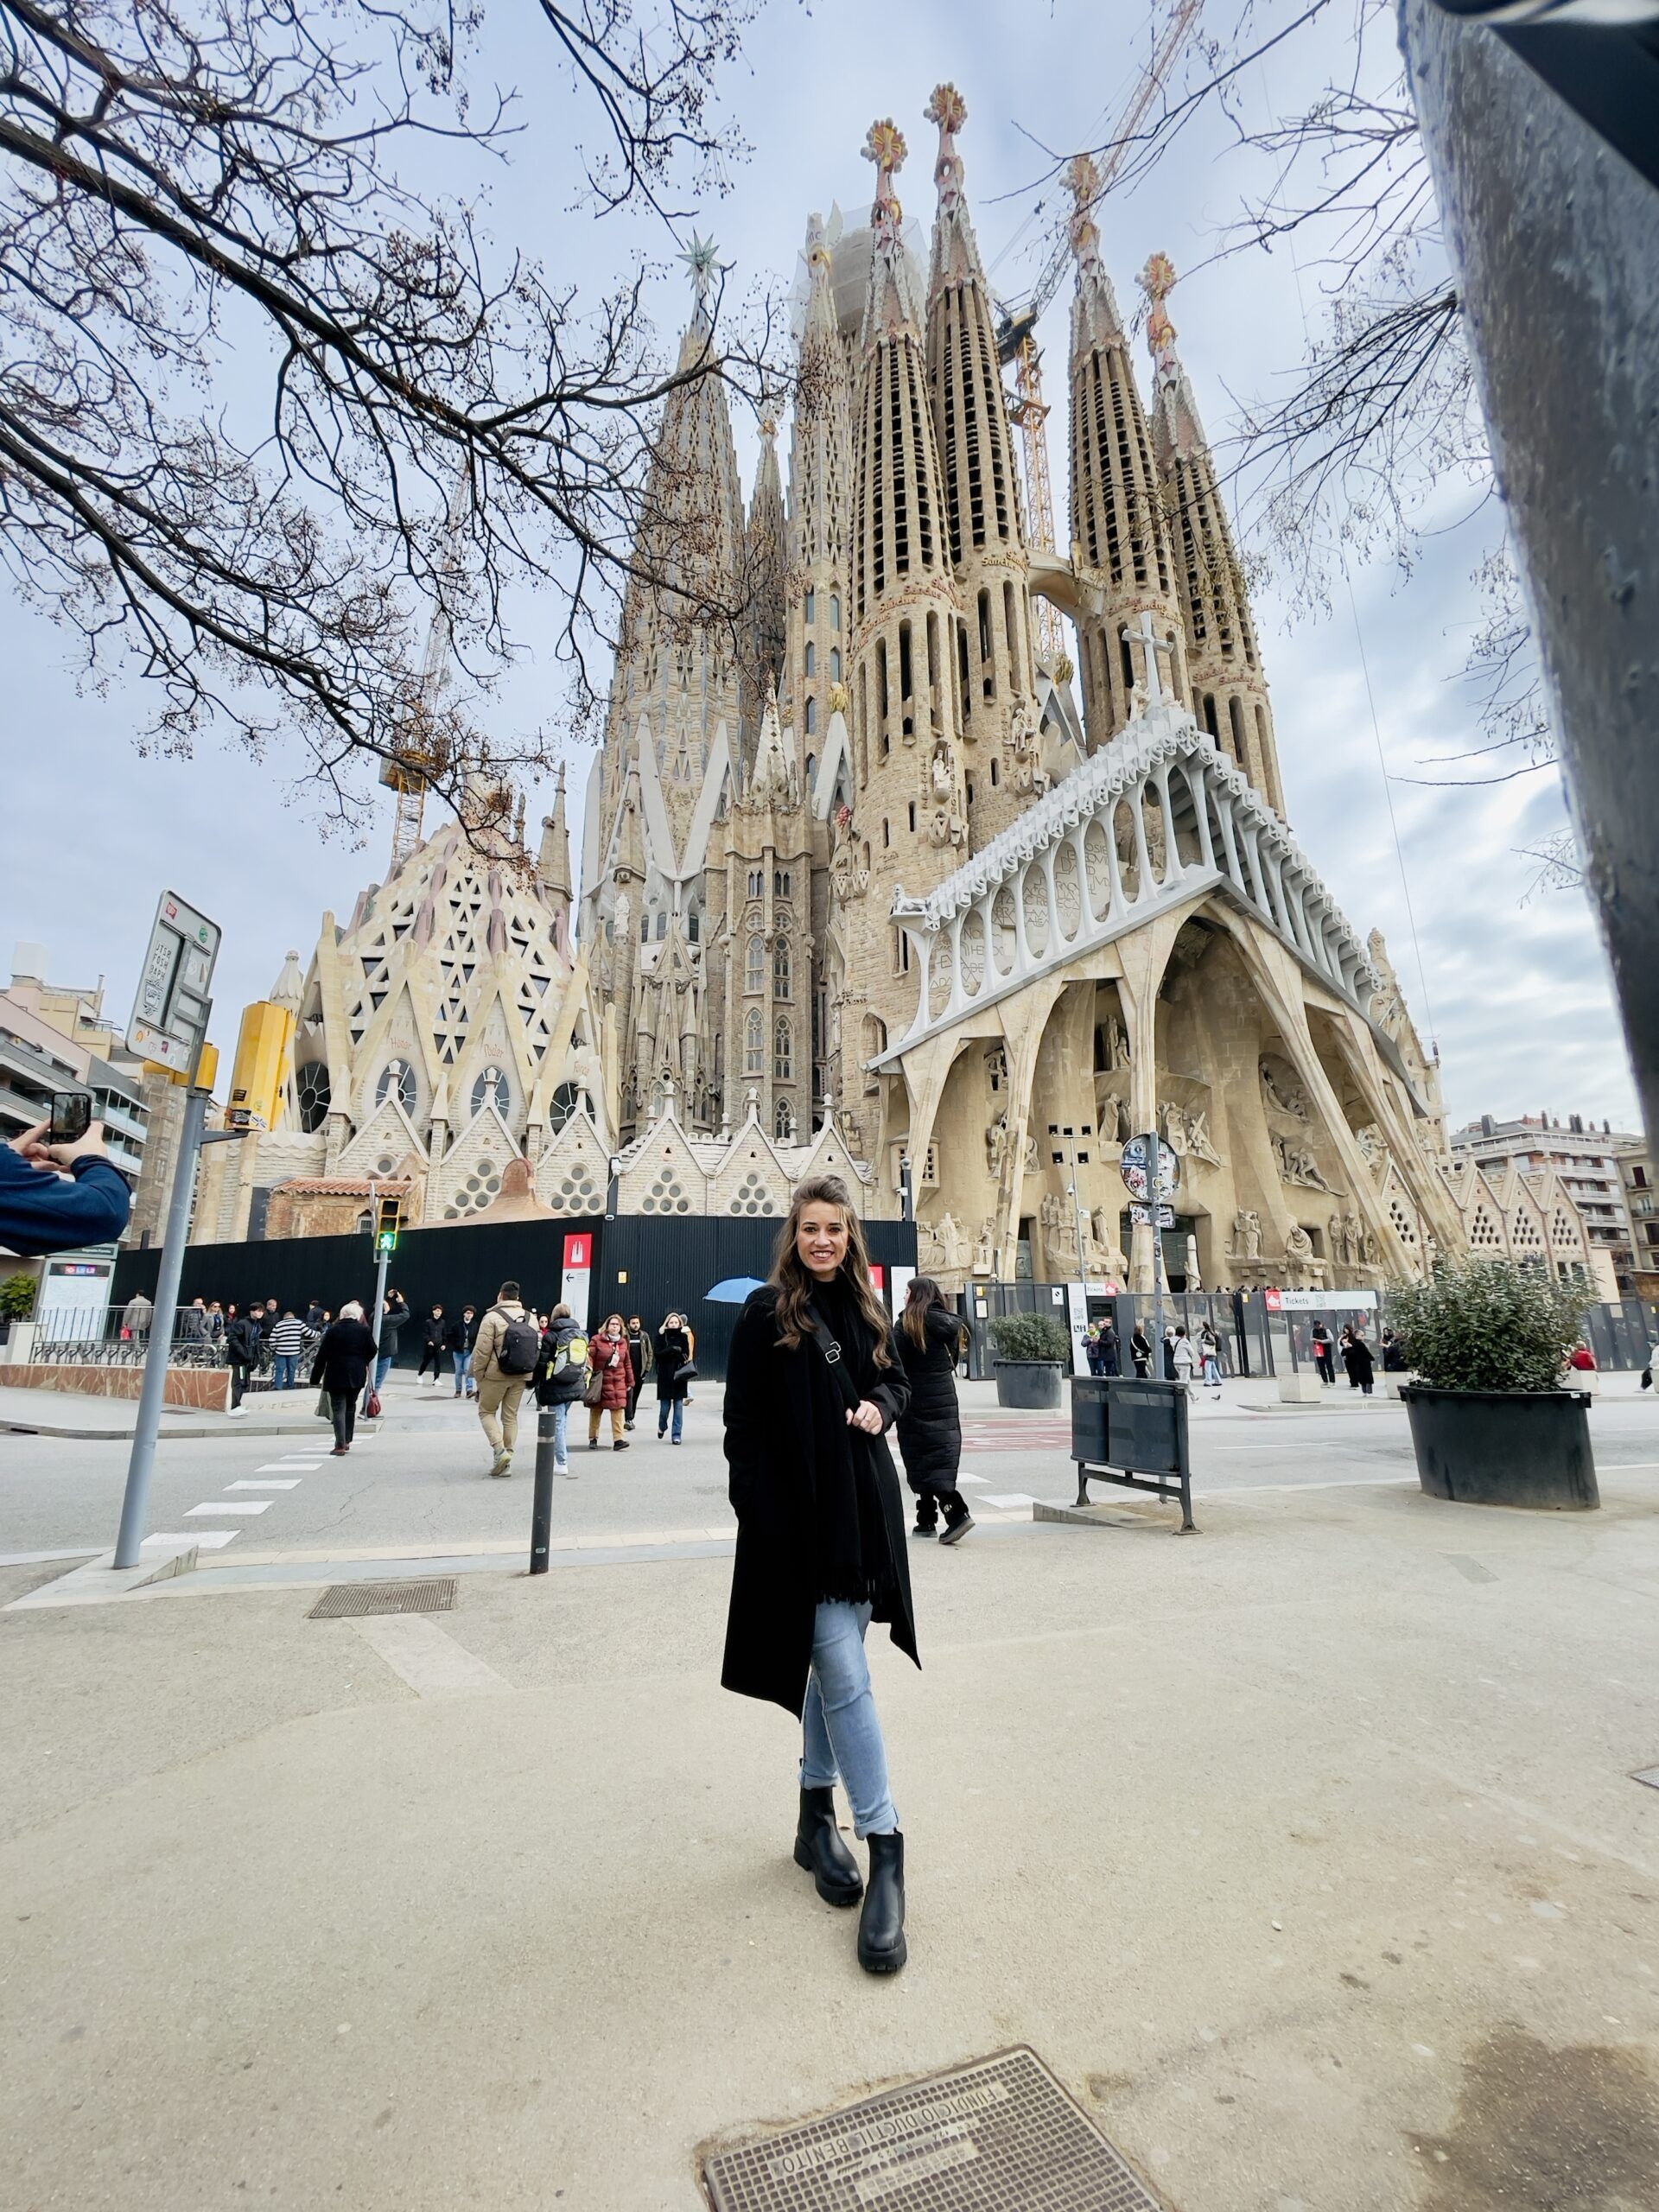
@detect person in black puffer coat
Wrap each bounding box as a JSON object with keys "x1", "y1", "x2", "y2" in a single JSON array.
[
  {"x1": 224, "y1": 1306, "x2": 263, "y2": 1415},
  {"x1": 310, "y1": 1300, "x2": 378, "y2": 1454},
  {"x1": 894, "y1": 1277, "x2": 974, "y2": 1546}
]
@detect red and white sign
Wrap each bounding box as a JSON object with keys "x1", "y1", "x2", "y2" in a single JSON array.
[
  {"x1": 1264, "y1": 1286, "x2": 1283, "y2": 1313},
  {"x1": 561, "y1": 1230, "x2": 593, "y2": 1328}
]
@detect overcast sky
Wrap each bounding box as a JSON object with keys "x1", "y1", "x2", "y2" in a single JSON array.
[{"x1": 0, "y1": 0, "x2": 1637, "y2": 1133}]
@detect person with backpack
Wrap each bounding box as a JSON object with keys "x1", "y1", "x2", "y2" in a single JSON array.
[
  {"x1": 472, "y1": 1281, "x2": 539, "y2": 1478},
  {"x1": 533, "y1": 1304, "x2": 589, "y2": 1477}
]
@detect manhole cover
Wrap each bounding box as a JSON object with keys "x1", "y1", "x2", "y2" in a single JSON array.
[
  {"x1": 702, "y1": 2046, "x2": 1166, "y2": 2210},
  {"x1": 308, "y1": 1579, "x2": 457, "y2": 1619}
]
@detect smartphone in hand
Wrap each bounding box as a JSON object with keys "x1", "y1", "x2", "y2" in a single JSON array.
[{"x1": 48, "y1": 1091, "x2": 94, "y2": 1144}]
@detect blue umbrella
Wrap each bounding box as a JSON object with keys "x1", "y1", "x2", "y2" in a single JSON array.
[{"x1": 704, "y1": 1275, "x2": 767, "y2": 1304}]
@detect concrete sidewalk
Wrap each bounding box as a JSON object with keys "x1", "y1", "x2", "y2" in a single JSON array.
[{"x1": 3, "y1": 1467, "x2": 1658, "y2": 2209}]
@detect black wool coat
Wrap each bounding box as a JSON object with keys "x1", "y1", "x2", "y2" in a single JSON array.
[
  {"x1": 894, "y1": 1305, "x2": 967, "y2": 1495},
  {"x1": 721, "y1": 1284, "x2": 918, "y2": 1717},
  {"x1": 654, "y1": 1326, "x2": 690, "y2": 1402},
  {"x1": 311, "y1": 1318, "x2": 378, "y2": 1396}
]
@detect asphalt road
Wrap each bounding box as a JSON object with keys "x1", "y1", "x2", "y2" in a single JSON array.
[{"x1": 5, "y1": 1371, "x2": 1657, "y2": 1565}]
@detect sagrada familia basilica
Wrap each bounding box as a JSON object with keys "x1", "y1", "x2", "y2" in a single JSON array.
[{"x1": 192, "y1": 89, "x2": 1607, "y2": 1299}]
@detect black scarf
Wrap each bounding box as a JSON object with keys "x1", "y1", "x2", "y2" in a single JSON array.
[{"x1": 806, "y1": 1276, "x2": 896, "y2": 1609}]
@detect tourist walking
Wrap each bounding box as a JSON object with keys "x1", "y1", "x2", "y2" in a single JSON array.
[
  {"x1": 654, "y1": 1311, "x2": 692, "y2": 1443},
  {"x1": 123, "y1": 1288, "x2": 152, "y2": 1348},
  {"x1": 1172, "y1": 1325, "x2": 1198, "y2": 1395},
  {"x1": 533, "y1": 1305, "x2": 588, "y2": 1477},
  {"x1": 1198, "y1": 1318, "x2": 1223, "y2": 1396},
  {"x1": 224, "y1": 1305, "x2": 261, "y2": 1415},
  {"x1": 310, "y1": 1301, "x2": 378, "y2": 1455},
  {"x1": 444, "y1": 1305, "x2": 479, "y2": 1397},
  {"x1": 1129, "y1": 1324, "x2": 1153, "y2": 1379},
  {"x1": 1311, "y1": 1320, "x2": 1336, "y2": 1385},
  {"x1": 895, "y1": 1277, "x2": 973, "y2": 1545},
  {"x1": 624, "y1": 1315, "x2": 652, "y2": 1429},
  {"x1": 180, "y1": 1297, "x2": 209, "y2": 1350},
  {"x1": 267, "y1": 1307, "x2": 310, "y2": 1390},
  {"x1": 472, "y1": 1281, "x2": 539, "y2": 1478},
  {"x1": 721, "y1": 1174, "x2": 916, "y2": 1975},
  {"x1": 374, "y1": 1291, "x2": 409, "y2": 1396},
  {"x1": 1343, "y1": 1328, "x2": 1376, "y2": 1398},
  {"x1": 586, "y1": 1313, "x2": 632, "y2": 1450},
  {"x1": 416, "y1": 1304, "x2": 446, "y2": 1384}
]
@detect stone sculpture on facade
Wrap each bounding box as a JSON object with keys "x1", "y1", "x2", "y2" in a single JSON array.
[{"x1": 1274, "y1": 1133, "x2": 1332, "y2": 1191}]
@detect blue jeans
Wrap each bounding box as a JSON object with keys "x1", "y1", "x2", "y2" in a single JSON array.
[
  {"x1": 273, "y1": 1354, "x2": 299, "y2": 1390},
  {"x1": 800, "y1": 1601, "x2": 898, "y2": 1839},
  {"x1": 658, "y1": 1395, "x2": 683, "y2": 1440},
  {"x1": 453, "y1": 1349, "x2": 474, "y2": 1394},
  {"x1": 374, "y1": 1354, "x2": 393, "y2": 1393},
  {"x1": 550, "y1": 1399, "x2": 571, "y2": 1467}
]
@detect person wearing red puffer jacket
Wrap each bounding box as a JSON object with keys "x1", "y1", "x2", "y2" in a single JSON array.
[{"x1": 587, "y1": 1313, "x2": 632, "y2": 1452}]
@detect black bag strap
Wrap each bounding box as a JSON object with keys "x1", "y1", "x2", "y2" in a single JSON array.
[{"x1": 804, "y1": 1306, "x2": 866, "y2": 1419}]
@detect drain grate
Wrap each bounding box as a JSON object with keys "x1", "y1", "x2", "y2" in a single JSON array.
[
  {"x1": 308, "y1": 1578, "x2": 457, "y2": 1620},
  {"x1": 702, "y1": 2046, "x2": 1166, "y2": 2211}
]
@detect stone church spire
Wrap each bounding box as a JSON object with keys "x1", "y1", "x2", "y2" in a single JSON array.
[
  {"x1": 1141, "y1": 254, "x2": 1286, "y2": 816},
  {"x1": 1064, "y1": 156, "x2": 1189, "y2": 751},
  {"x1": 842, "y1": 117, "x2": 969, "y2": 1135},
  {"x1": 742, "y1": 417, "x2": 788, "y2": 775},
  {"x1": 923, "y1": 83, "x2": 1036, "y2": 847},
  {"x1": 537, "y1": 763, "x2": 573, "y2": 950},
  {"x1": 785, "y1": 215, "x2": 854, "y2": 806}
]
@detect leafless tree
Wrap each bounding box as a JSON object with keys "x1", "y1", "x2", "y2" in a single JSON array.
[
  {"x1": 0, "y1": 0, "x2": 780, "y2": 830},
  {"x1": 1019, "y1": 0, "x2": 1561, "y2": 838}
]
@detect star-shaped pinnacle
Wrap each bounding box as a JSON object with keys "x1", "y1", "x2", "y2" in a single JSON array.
[
  {"x1": 677, "y1": 232, "x2": 724, "y2": 312},
  {"x1": 1138, "y1": 252, "x2": 1179, "y2": 368},
  {"x1": 1064, "y1": 153, "x2": 1100, "y2": 211},
  {"x1": 925, "y1": 83, "x2": 966, "y2": 142},
  {"x1": 863, "y1": 118, "x2": 907, "y2": 190}
]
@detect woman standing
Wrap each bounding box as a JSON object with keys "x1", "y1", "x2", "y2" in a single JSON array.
[
  {"x1": 624, "y1": 1316, "x2": 653, "y2": 1431},
  {"x1": 1198, "y1": 1319, "x2": 1223, "y2": 1398},
  {"x1": 654, "y1": 1312, "x2": 691, "y2": 1443},
  {"x1": 894, "y1": 1278, "x2": 973, "y2": 1544},
  {"x1": 721, "y1": 1175, "x2": 916, "y2": 1975},
  {"x1": 310, "y1": 1300, "x2": 378, "y2": 1456},
  {"x1": 587, "y1": 1313, "x2": 632, "y2": 1451},
  {"x1": 1172, "y1": 1325, "x2": 1198, "y2": 1395},
  {"x1": 1129, "y1": 1323, "x2": 1153, "y2": 1378}
]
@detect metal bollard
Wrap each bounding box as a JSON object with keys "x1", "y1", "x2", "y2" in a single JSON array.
[{"x1": 530, "y1": 1406, "x2": 556, "y2": 1574}]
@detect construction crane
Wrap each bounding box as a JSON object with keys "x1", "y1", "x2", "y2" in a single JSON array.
[
  {"x1": 380, "y1": 482, "x2": 468, "y2": 874},
  {"x1": 995, "y1": 0, "x2": 1201, "y2": 665}
]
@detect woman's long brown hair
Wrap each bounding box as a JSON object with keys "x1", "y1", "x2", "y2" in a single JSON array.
[
  {"x1": 901, "y1": 1274, "x2": 968, "y2": 1355},
  {"x1": 769, "y1": 1174, "x2": 892, "y2": 1366}
]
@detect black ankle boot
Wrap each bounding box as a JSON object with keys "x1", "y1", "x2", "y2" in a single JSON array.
[
  {"x1": 792, "y1": 1787, "x2": 862, "y2": 1907},
  {"x1": 857, "y1": 1830, "x2": 906, "y2": 1973}
]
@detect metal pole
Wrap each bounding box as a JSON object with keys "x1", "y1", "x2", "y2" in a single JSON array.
[
  {"x1": 1066, "y1": 1129, "x2": 1091, "y2": 1371},
  {"x1": 1147, "y1": 1127, "x2": 1167, "y2": 1375},
  {"x1": 363, "y1": 1241, "x2": 390, "y2": 1414},
  {"x1": 113, "y1": 1084, "x2": 208, "y2": 1567},
  {"x1": 530, "y1": 1406, "x2": 556, "y2": 1573}
]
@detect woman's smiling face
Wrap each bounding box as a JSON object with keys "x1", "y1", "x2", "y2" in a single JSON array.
[{"x1": 797, "y1": 1202, "x2": 849, "y2": 1281}]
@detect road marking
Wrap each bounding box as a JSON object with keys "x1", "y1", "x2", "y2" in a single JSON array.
[
  {"x1": 955, "y1": 1473, "x2": 991, "y2": 1487},
  {"x1": 186, "y1": 1500, "x2": 272, "y2": 1516},
  {"x1": 142, "y1": 1529, "x2": 238, "y2": 1549},
  {"x1": 227, "y1": 1478, "x2": 301, "y2": 1490},
  {"x1": 983, "y1": 1491, "x2": 1039, "y2": 1508},
  {"x1": 352, "y1": 1615, "x2": 510, "y2": 1698},
  {"x1": 260, "y1": 1461, "x2": 321, "y2": 1472}
]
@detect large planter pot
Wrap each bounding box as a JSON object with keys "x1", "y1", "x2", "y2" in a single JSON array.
[
  {"x1": 1401, "y1": 1385, "x2": 1598, "y2": 1510},
  {"x1": 994, "y1": 1359, "x2": 1064, "y2": 1410}
]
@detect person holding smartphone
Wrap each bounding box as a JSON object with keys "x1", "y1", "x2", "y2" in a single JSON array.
[{"x1": 0, "y1": 1099, "x2": 130, "y2": 1257}]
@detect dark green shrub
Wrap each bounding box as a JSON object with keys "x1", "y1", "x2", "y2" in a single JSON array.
[
  {"x1": 1389, "y1": 1260, "x2": 1592, "y2": 1393},
  {"x1": 987, "y1": 1310, "x2": 1071, "y2": 1363},
  {"x1": 0, "y1": 1272, "x2": 37, "y2": 1322}
]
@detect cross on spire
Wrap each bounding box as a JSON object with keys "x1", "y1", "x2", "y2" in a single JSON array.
[
  {"x1": 863, "y1": 118, "x2": 907, "y2": 226},
  {"x1": 1122, "y1": 609, "x2": 1176, "y2": 710}
]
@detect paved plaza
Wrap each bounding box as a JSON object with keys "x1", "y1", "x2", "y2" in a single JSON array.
[{"x1": 3, "y1": 1378, "x2": 1658, "y2": 2208}]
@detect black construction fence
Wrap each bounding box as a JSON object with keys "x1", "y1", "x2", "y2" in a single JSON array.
[{"x1": 109, "y1": 1213, "x2": 918, "y2": 1385}]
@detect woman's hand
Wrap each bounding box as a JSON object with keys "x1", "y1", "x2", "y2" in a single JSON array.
[{"x1": 846, "y1": 1399, "x2": 884, "y2": 1435}]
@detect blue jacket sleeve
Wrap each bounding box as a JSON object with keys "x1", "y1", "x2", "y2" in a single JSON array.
[{"x1": 0, "y1": 1147, "x2": 131, "y2": 1258}]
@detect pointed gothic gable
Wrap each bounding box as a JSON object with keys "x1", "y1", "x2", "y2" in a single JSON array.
[
  {"x1": 335, "y1": 1093, "x2": 423, "y2": 1176},
  {"x1": 430, "y1": 1098, "x2": 522, "y2": 1221},
  {"x1": 1380, "y1": 1157, "x2": 1423, "y2": 1262},
  {"x1": 796, "y1": 1116, "x2": 875, "y2": 1198},
  {"x1": 346, "y1": 976, "x2": 436, "y2": 1123},
  {"x1": 709, "y1": 1116, "x2": 792, "y2": 1217},
  {"x1": 534, "y1": 1110, "x2": 610, "y2": 1217},
  {"x1": 617, "y1": 1114, "x2": 709, "y2": 1216}
]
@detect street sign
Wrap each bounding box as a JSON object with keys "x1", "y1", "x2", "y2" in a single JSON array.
[
  {"x1": 1120, "y1": 1133, "x2": 1178, "y2": 1200},
  {"x1": 129, "y1": 892, "x2": 220, "y2": 1077},
  {"x1": 1129, "y1": 1203, "x2": 1176, "y2": 1229}
]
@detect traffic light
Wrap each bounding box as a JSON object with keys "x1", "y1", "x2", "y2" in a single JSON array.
[{"x1": 375, "y1": 1194, "x2": 402, "y2": 1253}]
